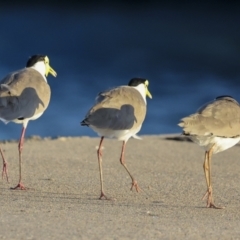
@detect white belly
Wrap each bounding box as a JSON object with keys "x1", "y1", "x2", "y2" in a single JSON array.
[
  {"x1": 91, "y1": 124, "x2": 142, "y2": 142},
  {"x1": 12, "y1": 112, "x2": 44, "y2": 123},
  {"x1": 0, "y1": 112, "x2": 44, "y2": 128},
  {"x1": 190, "y1": 135, "x2": 240, "y2": 154}
]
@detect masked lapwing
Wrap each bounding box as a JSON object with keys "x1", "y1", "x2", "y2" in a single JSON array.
[
  {"x1": 179, "y1": 96, "x2": 240, "y2": 208},
  {"x1": 81, "y1": 78, "x2": 152, "y2": 199},
  {"x1": 0, "y1": 54, "x2": 57, "y2": 189}
]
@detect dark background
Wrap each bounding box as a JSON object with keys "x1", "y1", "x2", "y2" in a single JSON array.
[{"x1": 0, "y1": 1, "x2": 239, "y2": 140}]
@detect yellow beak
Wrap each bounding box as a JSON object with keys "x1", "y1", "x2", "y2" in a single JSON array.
[
  {"x1": 146, "y1": 87, "x2": 152, "y2": 99},
  {"x1": 46, "y1": 64, "x2": 57, "y2": 77}
]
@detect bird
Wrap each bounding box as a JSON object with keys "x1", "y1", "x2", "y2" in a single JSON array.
[
  {"x1": 0, "y1": 54, "x2": 57, "y2": 189},
  {"x1": 81, "y1": 78, "x2": 152, "y2": 200},
  {"x1": 178, "y1": 95, "x2": 240, "y2": 208}
]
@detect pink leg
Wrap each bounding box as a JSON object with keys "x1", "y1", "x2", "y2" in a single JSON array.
[
  {"x1": 202, "y1": 148, "x2": 223, "y2": 209},
  {"x1": 0, "y1": 147, "x2": 9, "y2": 182},
  {"x1": 120, "y1": 141, "x2": 140, "y2": 192},
  {"x1": 97, "y1": 137, "x2": 109, "y2": 200},
  {"x1": 11, "y1": 127, "x2": 27, "y2": 190}
]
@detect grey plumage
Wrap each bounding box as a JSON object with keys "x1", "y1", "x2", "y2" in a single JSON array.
[
  {"x1": 0, "y1": 55, "x2": 56, "y2": 189},
  {"x1": 82, "y1": 86, "x2": 146, "y2": 133},
  {"x1": 0, "y1": 68, "x2": 50, "y2": 122},
  {"x1": 179, "y1": 96, "x2": 240, "y2": 138},
  {"x1": 81, "y1": 78, "x2": 152, "y2": 199},
  {"x1": 178, "y1": 96, "x2": 240, "y2": 208}
]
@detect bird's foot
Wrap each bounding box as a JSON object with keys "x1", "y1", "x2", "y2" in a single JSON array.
[
  {"x1": 2, "y1": 161, "x2": 9, "y2": 182},
  {"x1": 130, "y1": 180, "x2": 141, "y2": 192},
  {"x1": 99, "y1": 191, "x2": 116, "y2": 200},
  {"x1": 202, "y1": 190, "x2": 224, "y2": 209},
  {"x1": 11, "y1": 182, "x2": 27, "y2": 190}
]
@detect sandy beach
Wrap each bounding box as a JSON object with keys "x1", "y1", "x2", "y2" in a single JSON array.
[{"x1": 0, "y1": 135, "x2": 240, "y2": 239}]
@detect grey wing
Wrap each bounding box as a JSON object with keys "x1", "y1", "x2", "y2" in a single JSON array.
[
  {"x1": 84, "y1": 104, "x2": 137, "y2": 130},
  {"x1": 0, "y1": 69, "x2": 45, "y2": 121},
  {"x1": 84, "y1": 88, "x2": 138, "y2": 130},
  {"x1": 179, "y1": 97, "x2": 240, "y2": 137},
  {"x1": 0, "y1": 69, "x2": 23, "y2": 85}
]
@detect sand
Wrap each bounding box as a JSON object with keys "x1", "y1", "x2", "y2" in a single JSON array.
[{"x1": 0, "y1": 135, "x2": 240, "y2": 239}]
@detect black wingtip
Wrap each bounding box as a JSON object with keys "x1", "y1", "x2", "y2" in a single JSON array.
[{"x1": 80, "y1": 120, "x2": 89, "y2": 126}]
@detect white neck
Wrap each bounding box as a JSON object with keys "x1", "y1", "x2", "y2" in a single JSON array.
[
  {"x1": 132, "y1": 83, "x2": 147, "y2": 104},
  {"x1": 30, "y1": 61, "x2": 47, "y2": 82}
]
